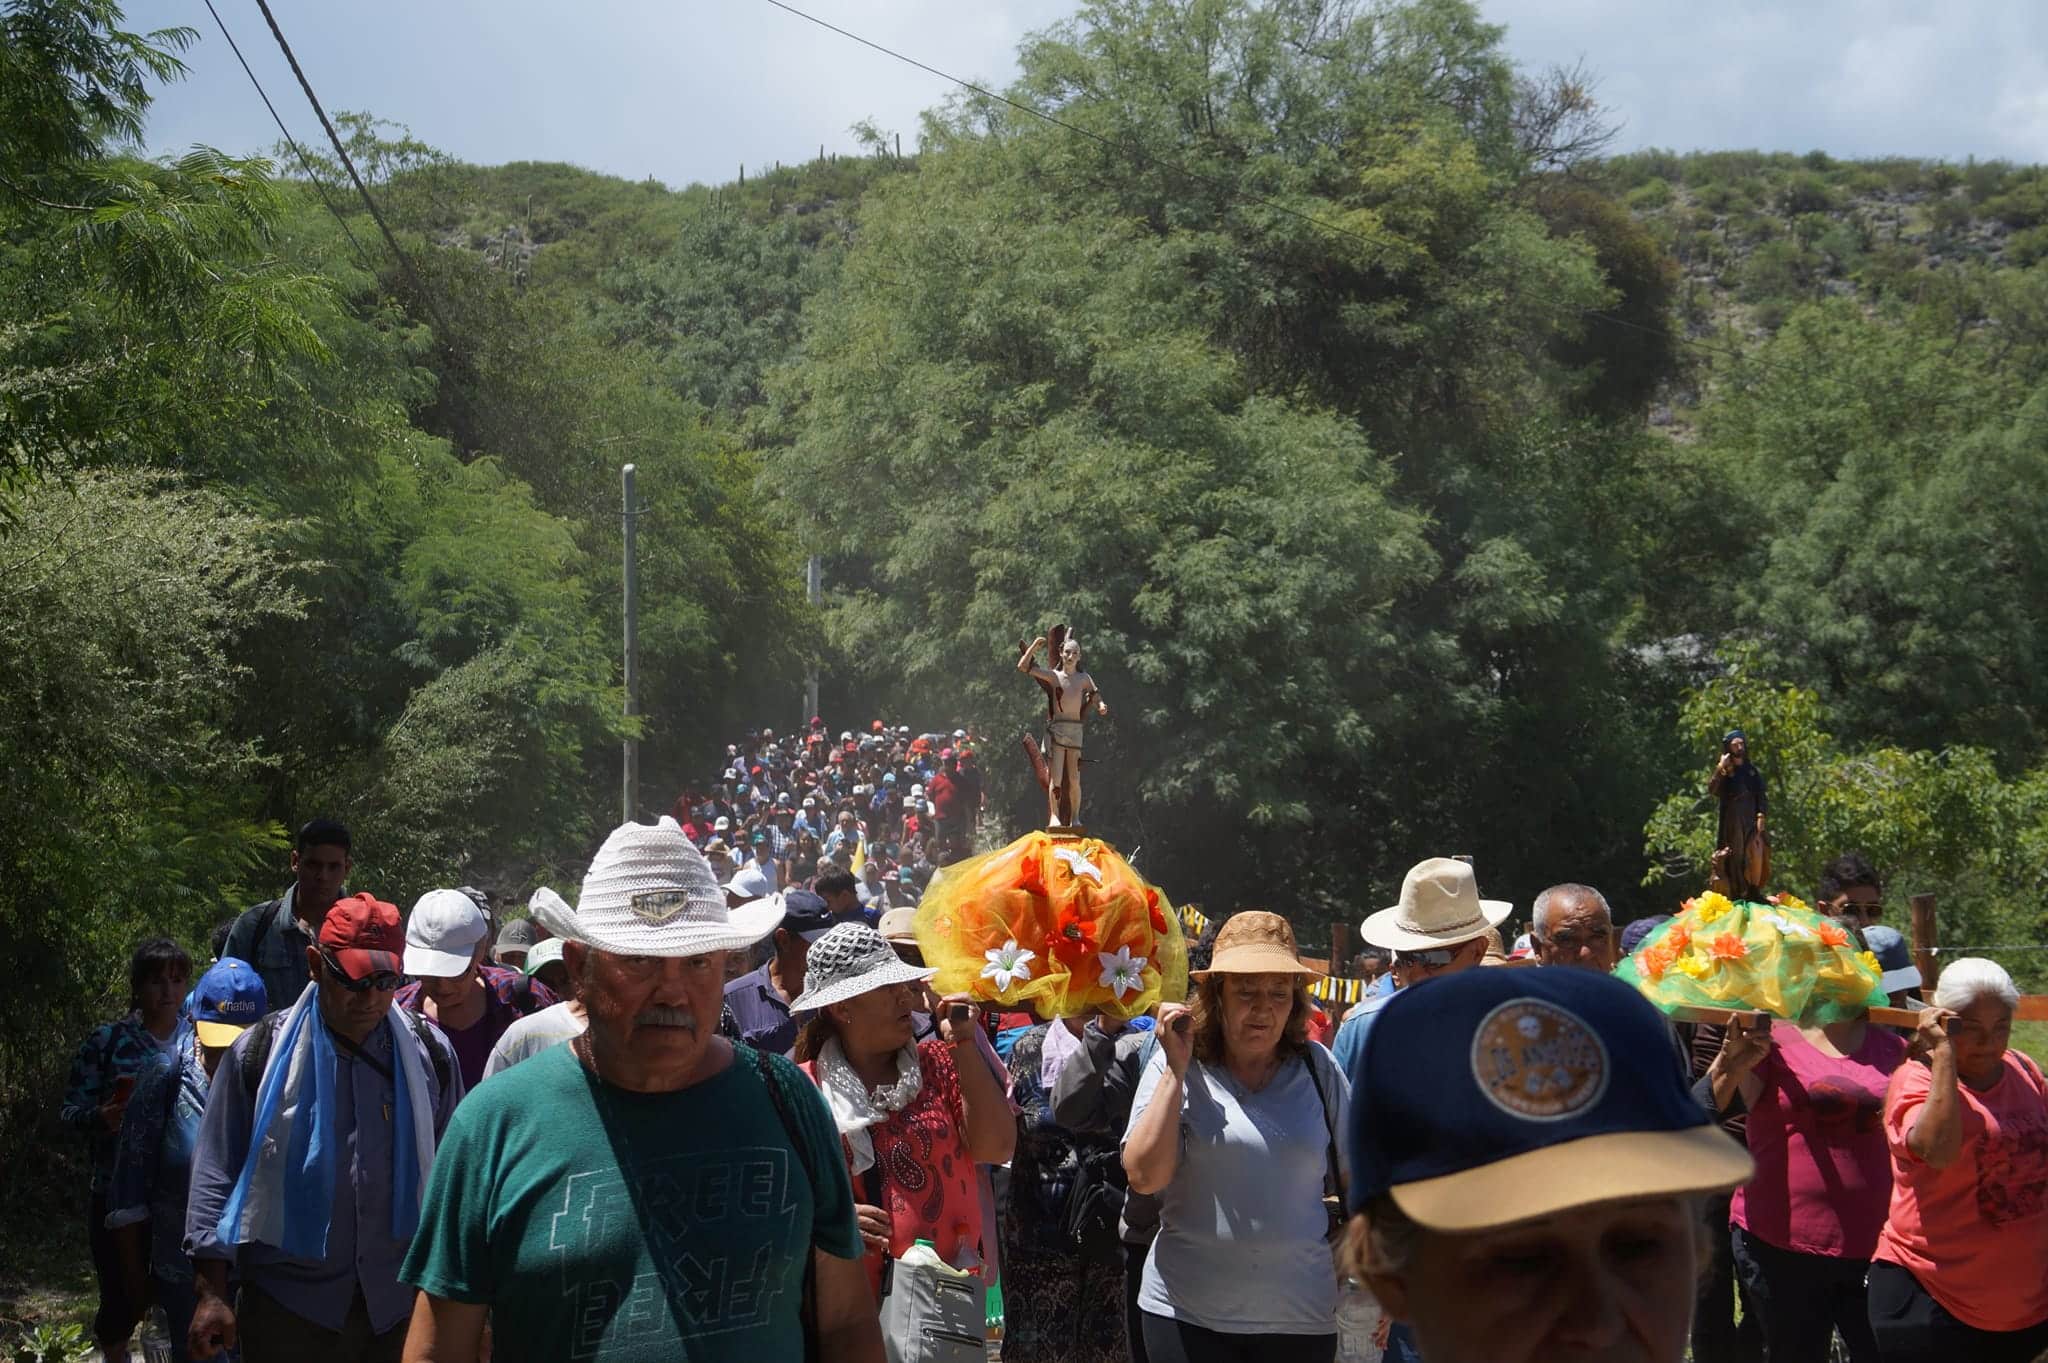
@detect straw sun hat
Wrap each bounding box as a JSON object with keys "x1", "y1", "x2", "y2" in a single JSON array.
[{"x1": 1191, "y1": 911, "x2": 1312, "y2": 979}]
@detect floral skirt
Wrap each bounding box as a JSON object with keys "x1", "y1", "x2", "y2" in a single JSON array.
[{"x1": 1000, "y1": 1242, "x2": 1126, "y2": 1363}]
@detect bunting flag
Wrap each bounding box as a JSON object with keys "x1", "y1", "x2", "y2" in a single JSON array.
[{"x1": 1308, "y1": 973, "x2": 1372, "y2": 1005}]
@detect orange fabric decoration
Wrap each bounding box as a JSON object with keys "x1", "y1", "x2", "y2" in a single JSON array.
[{"x1": 911, "y1": 830, "x2": 1188, "y2": 1019}]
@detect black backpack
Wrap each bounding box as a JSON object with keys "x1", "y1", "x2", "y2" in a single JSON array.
[
  {"x1": 238, "y1": 1008, "x2": 453, "y2": 1101},
  {"x1": 1060, "y1": 1144, "x2": 1129, "y2": 1265}
]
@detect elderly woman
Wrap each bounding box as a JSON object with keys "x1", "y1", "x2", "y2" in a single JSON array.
[
  {"x1": 1340, "y1": 966, "x2": 1755, "y2": 1363},
  {"x1": 1122, "y1": 911, "x2": 1348, "y2": 1363},
  {"x1": 791, "y1": 923, "x2": 1015, "y2": 1298},
  {"x1": 1704, "y1": 920, "x2": 1906, "y2": 1363},
  {"x1": 1868, "y1": 958, "x2": 2048, "y2": 1363}
]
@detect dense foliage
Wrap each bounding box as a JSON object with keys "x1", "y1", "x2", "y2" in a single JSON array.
[{"x1": 7, "y1": 0, "x2": 2048, "y2": 1194}]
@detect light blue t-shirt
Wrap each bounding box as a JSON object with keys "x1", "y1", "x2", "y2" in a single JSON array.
[
  {"x1": 1330, "y1": 988, "x2": 1398, "y2": 1077},
  {"x1": 1124, "y1": 1043, "x2": 1349, "y2": 1334}
]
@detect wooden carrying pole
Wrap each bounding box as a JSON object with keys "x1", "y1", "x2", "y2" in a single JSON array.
[{"x1": 1909, "y1": 892, "x2": 1940, "y2": 995}]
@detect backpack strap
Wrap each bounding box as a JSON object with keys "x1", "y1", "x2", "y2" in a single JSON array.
[
  {"x1": 1304, "y1": 1043, "x2": 1345, "y2": 1206},
  {"x1": 752, "y1": 1046, "x2": 820, "y2": 1363},
  {"x1": 238, "y1": 1011, "x2": 287, "y2": 1101},
  {"x1": 403, "y1": 1010, "x2": 455, "y2": 1101}
]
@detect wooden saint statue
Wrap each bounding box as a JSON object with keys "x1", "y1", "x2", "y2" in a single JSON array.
[
  {"x1": 1016, "y1": 624, "x2": 1108, "y2": 828},
  {"x1": 1708, "y1": 728, "x2": 1770, "y2": 898}
]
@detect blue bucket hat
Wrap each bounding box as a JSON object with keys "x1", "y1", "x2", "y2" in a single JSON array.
[{"x1": 1343, "y1": 966, "x2": 1753, "y2": 1231}]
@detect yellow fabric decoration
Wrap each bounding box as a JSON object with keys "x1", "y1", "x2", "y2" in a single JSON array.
[
  {"x1": 1617, "y1": 896, "x2": 1888, "y2": 1022},
  {"x1": 912, "y1": 830, "x2": 1189, "y2": 1020}
]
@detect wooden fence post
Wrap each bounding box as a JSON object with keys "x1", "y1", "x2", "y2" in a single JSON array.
[
  {"x1": 1331, "y1": 921, "x2": 1352, "y2": 979},
  {"x1": 1909, "y1": 892, "x2": 1939, "y2": 994}
]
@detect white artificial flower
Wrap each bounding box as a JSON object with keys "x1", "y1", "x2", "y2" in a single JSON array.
[
  {"x1": 1097, "y1": 946, "x2": 1147, "y2": 1000},
  {"x1": 981, "y1": 939, "x2": 1035, "y2": 992},
  {"x1": 1053, "y1": 846, "x2": 1105, "y2": 883}
]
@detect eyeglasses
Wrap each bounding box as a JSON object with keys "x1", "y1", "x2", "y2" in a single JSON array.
[
  {"x1": 1393, "y1": 947, "x2": 1459, "y2": 969},
  {"x1": 318, "y1": 948, "x2": 401, "y2": 993}
]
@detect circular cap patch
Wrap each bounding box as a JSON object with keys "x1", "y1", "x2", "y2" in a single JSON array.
[{"x1": 1470, "y1": 998, "x2": 1610, "y2": 1122}]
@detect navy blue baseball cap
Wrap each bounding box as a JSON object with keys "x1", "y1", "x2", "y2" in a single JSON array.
[
  {"x1": 191, "y1": 956, "x2": 268, "y2": 1047},
  {"x1": 779, "y1": 888, "x2": 836, "y2": 942},
  {"x1": 1344, "y1": 966, "x2": 1752, "y2": 1231}
]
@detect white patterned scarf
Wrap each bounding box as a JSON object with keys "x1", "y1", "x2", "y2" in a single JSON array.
[{"x1": 814, "y1": 1037, "x2": 922, "y2": 1175}]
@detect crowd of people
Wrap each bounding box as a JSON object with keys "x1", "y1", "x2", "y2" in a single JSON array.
[{"x1": 57, "y1": 718, "x2": 2048, "y2": 1363}]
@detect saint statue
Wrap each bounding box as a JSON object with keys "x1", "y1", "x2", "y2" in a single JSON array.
[
  {"x1": 1708, "y1": 728, "x2": 1770, "y2": 898},
  {"x1": 1017, "y1": 625, "x2": 1108, "y2": 828}
]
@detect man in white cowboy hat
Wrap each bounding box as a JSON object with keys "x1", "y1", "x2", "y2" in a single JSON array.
[
  {"x1": 396, "y1": 817, "x2": 883, "y2": 1363},
  {"x1": 1331, "y1": 858, "x2": 1513, "y2": 1078}
]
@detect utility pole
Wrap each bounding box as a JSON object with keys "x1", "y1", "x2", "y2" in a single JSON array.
[
  {"x1": 804, "y1": 553, "x2": 821, "y2": 727},
  {"x1": 622, "y1": 464, "x2": 639, "y2": 822}
]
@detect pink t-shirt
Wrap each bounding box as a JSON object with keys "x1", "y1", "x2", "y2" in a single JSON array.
[
  {"x1": 1731, "y1": 1022, "x2": 1905, "y2": 1257},
  {"x1": 1873, "y1": 1050, "x2": 2048, "y2": 1331},
  {"x1": 806, "y1": 1038, "x2": 983, "y2": 1297}
]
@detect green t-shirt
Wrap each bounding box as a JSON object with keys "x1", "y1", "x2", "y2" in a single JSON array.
[{"x1": 400, "y1": 1042, "x2": 860, "y2": 1362}]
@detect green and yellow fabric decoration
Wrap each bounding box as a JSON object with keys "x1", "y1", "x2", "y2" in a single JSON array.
[{"x1": 1616, "y1": 891, "x2": 1888, "y2": 1023}]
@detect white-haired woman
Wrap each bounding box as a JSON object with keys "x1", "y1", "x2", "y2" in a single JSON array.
[{"x1": 1868, "y1": 958, "x2": 2048, "y2": 1363}]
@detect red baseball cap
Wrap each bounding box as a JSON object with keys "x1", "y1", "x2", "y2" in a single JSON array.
[
  {"x1": 318, "y1": 892, "x2": 404, "y2": 979},
  {"x1": 871, "y1": 719, "x2": 885, "y2": 732}
]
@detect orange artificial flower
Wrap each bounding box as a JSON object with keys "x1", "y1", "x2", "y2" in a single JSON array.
[
  {"x1": 1707, "y1": 932, "x2": 1749, "y2": 963},
  {"x1": 1816, "y1": 922, "x2": 1850, "y2": 949},
  {"x1": 1017, "y1": 851, "x2": 1045, "y2": 896},
  {"x1": 1638, "y1": 943, "x2": 1677, "y2": 982},
  {"x1": 1665, "y1": 924, "x2": 1692, "y2": 953},
  {"x1": 1145, "y1": 887, "x2": 1168, "y2": 935},
  {"x1": 1045, "y1": 907, "x2": 1098, "y2": 971}
]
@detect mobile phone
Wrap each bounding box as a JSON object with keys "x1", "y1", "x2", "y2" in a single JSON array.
[
  {"x1": 948, "y1": 1003, "x2": 970, "y2": 1029},
  {"x1": 1170, "y1": 1013, "x2": 1192, "y2": 1038}
]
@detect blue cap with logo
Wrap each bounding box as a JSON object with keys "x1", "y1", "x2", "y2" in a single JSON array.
[
  {"x1": 192, "y1": 956, "x2": 269, "y2": 1047},
  {"x1": 1343, "y1": 966, "x2": 1753, "y2": 1231}
]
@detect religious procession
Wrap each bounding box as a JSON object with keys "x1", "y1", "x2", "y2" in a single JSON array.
[{"x1": 54, "y1": 633, "x2": 2048, "y2": 1363}]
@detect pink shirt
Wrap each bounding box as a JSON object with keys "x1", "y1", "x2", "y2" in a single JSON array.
[
  {"x1": 1874, "y1": 1051, "x2": 2048, "y2": 1331},
  {"x1": 1731, "y1": 1022, "x2": 1904, "y2": 1257}
]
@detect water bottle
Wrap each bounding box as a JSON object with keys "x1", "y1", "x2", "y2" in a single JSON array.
[
  {"x1": 139, "y1": 1305, "x2": 174, "y2": 1363},
  {"x1": 898, "y1": 1238, "x2": 946, "y2": 1272}
]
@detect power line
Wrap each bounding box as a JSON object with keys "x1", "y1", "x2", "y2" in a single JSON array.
[
  {"x1": 247, "y1": 0, "x2": 465, "y2": 351},
  {"x1": 198, "y1": 0, "x2": 374, "y2": 272},
  {"x1": 759, "y1": 0, "x2": 2048, "y2": 437},
  {"x1": 757, "y1": 0, "x2": 1413, "y2": 261}
]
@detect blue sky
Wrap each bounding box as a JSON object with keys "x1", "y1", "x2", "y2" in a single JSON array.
[{"x1": 142, "y1": 0, "x2": 2048, "y2": 185}]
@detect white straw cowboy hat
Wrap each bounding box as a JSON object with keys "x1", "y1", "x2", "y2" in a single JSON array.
[
  {"x1": 789, "y1": 923, "x2": 935, "y2": 1012},
  {"x1": 1361, "y1": 858, "x2": 1514, "y2": 952},
  {"x1": 534, "y1": 816, "x2": 784, "y2": 956}
]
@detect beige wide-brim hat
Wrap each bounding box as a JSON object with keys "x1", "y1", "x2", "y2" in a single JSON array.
[
  {"x1": 534, "y1": 816, "x2": 784, "y2": 957},
  {"x1": 876, "y1": 907, "x2": 919, "y2": 944},
  {"x1": 1191, "y1": 910, "x2": 1314, "y2": 979},
  {"x1": 1361, "y1": 857, "x2": 1513, "y2": 951}
]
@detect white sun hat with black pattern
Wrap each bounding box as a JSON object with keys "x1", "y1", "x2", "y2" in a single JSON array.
[
  {"x1": 789, "y1": 922, "x2": 936, "y2": 1012},
  {"x1": 534, "y1": 816, "x2": 784, "y2": 956}
]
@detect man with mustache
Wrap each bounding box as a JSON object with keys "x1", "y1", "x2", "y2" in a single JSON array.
[{"x1": 397, "y1": 817, "x2": 884, "y2": 1363}]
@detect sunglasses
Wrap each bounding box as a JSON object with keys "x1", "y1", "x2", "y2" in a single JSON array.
[
  {"x1": 319, "y1": 948, "x2": 401, "y2": 993},
  {"x1": 1393, "y1": 947, "x2": 1459, "y2": 969}
]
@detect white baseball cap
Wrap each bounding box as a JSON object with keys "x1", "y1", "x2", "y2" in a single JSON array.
[{"x1": 405, "y1": 889, "x2": 489, "y2": 977}]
